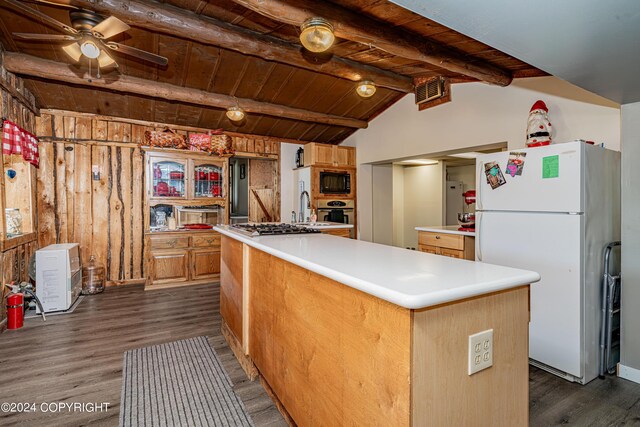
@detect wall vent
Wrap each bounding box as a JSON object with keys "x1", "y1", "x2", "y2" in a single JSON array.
[{"x1": 415, "y1": 77, "x2": 445, "y2": 104}]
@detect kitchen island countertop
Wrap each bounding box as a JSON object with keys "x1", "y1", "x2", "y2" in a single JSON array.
[{"x1": 214, "y1": 225, "x2": 538, "y2": 309}]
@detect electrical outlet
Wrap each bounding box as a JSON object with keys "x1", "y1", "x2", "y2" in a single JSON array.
[{"x1": 468, "y1": 329, "x2": 493, "y2": 375}]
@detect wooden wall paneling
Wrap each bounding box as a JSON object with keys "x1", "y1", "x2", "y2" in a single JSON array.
[
  {"x1": 92, "y1": 119, "x2": 108, "y2": 141},
  {"x1": 132, "y1": 148, "x2": 144, "y2": 278},
  {"x1": 36, "y1": 142, "x2": 55, "y2": 248},
  {"x1": 109, "y1": 145, "x2": 123, "y2": 281},
  {"x1": 54, "y1": 142, "x2": 68, "y2": 243},
  {"x1": 73, "y1": 143, "x2": 93, "y2": 264},
  {"x1": 91, "y1": 144, "x2": 110, "y2": 278},
  {"x1": 120, "y1": 147, "x2": 133, "y2": 281}
]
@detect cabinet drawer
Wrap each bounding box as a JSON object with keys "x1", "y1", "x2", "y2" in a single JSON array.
[
  {"x1": 150, "y1": 236, "x2": 190, "y2": 250},
  {"x1": 440, "y1": 248, "x2": 464, "y2": 259},
  {"x1": 418, "y1": 232, "x2": 464, "y2": 250},
  {"x1": 418, "y1": 244, "x2": 439, "y2": 255},
  {"x1": 321, "y1": 228, "x2": 351, "y2": 238},
  {"x1": 192, "y1": 234, "x2": 221, "y2": 248}
]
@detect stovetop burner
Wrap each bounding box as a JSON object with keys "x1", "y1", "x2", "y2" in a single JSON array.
[{"x1": 231, "y1": 223, "x2": 321, "y2": 237}]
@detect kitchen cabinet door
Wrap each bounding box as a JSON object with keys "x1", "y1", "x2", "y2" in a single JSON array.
[
  {"x1": 305, "y1": 143, "x2": 335, "y2": 166},
  {"x1": 191, "y1": 248, "x2": 221, "y2": 280},
  {"x1": 334, "y1": 146, "x2": 356, "y2": 167},
  {"x1": 440, "y1": 248, "x2": 464, "y2": 259},
  {"x1": 148, "y1": 155, "x2": 188, "y2": 200},
  {"x1": 150, "y1": 249, "x2": 189, "y2": 284}
]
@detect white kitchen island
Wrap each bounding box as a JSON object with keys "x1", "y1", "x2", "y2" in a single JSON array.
[{"x1": 215, "y1": 226, "x2": 539, "y2": 426}]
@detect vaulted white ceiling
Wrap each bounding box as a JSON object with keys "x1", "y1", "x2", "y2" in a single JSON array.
[{"x1": 392, "y1": 0, "x2": 640, "y2": 104}]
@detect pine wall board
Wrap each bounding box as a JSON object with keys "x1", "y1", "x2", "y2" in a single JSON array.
[{"x1": 35, "y1": 110, "x2": 283, "y2": 286}]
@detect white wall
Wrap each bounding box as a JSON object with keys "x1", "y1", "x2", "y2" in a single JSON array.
[
  {"x1": 392, "y1": 165, "x2": 405, "y2": 247},
  {"x1": 401, "y1": 163, "x2": 445, "y2": 248},
  {"x1": 371, "y1": 164, "x2": 393, "y2": 245},
  {"x1": 620, "y1": 101, "x2": 640, "y2": 383},
  {"x1": 280, "y1": 143, "x2": 303, "y2": 220},
  {"x1": 344, "y1": 76, "x2": 621, "y2": 240}
]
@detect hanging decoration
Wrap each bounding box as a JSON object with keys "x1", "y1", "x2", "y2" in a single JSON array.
[
  {"x1": 526, "y1": 100, "x2": 552, "y2": 148},
  {"x1": 2, "y1": 119, "x2": 40, "y2": 168}
]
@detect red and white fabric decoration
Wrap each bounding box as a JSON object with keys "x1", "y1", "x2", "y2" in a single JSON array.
[
  {"x1": 526, "y1": 100, "x2": 552, "y2": 148},
  {"x1": 2, "y1": 120, "x2": 39, "y2": 168}
]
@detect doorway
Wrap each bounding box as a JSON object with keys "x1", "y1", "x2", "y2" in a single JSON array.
[{"x1": 229, "y1": 157, "x2": 279, "y2": 223}]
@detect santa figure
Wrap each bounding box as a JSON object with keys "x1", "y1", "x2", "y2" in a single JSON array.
[{"x1": 526, "y1": 100, "x2": 552, "y2": 147}]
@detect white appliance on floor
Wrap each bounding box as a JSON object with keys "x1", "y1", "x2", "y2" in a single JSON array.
[
  {"x1": 476, "y1": 141, "x2": 620, "y2": 384},
  {"x1": 36, "y1": 243, "x2": 82, "y2": 313}
]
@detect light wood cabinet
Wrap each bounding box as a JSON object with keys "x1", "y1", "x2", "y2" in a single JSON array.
[
  {"x1": 191, "y1": 248, "x2": 221, "y2": 280},
  {"x1": 304, "y1": 143, "x2": 355, "y2": 167},
  {"x1": 144, "y1": 148, "x2": 228, "y2": 290},
  {"x1": 146, "y1": 230, "x2": 222, "y2": 289},
  {"x1": 418, "y1": 231, "x2": 475, "y2": 260},
  {"x1": 320, "y1": 228, "x2": 352, "y2": 238},
  {"x1": 150, "y1": 249, "x2": 190, "y2": 284}
]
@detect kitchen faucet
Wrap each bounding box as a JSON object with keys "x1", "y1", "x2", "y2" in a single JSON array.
[{"x1": 299, "y1": 190, "x2": 310, "y2": 223}]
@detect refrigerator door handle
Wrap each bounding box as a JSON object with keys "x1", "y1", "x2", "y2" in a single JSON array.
[
  {"x1": 476, "y1": 211, "x2": 483, "y2": 262},
  {"x1": 476, "y1": 160, "x2": 483, "y2": 211}
]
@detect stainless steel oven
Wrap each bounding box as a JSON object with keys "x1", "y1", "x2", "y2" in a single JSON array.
[{"x1": 316, "y1": 199, "x2": 354, "y2": 224}]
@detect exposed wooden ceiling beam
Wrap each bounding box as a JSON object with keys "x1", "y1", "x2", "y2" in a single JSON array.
[
  {"x1": 228, "y1": 0, "x2": 513, "y2": 86},
  {"x1": 2, "y1": 52, "x2": 368, "y2": 129},
  {"x1": 37, "y1": 0, "x2": 413, "y2": 93}
]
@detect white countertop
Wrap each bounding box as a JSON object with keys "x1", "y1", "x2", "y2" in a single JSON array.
[
  {"x1": 301, "y1": 222, "x2": 353, "y2": 230},
  {"x1": 415, "y1": 225, "x2": 475, "y2": 237},
  {"x1": 214, "y1": 226, "x2": 539, "y2": 310}
]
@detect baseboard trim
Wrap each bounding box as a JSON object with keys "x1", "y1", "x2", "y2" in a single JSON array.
[{"x1": 618, "y1": 364, "x2": 640, "y2": 384}]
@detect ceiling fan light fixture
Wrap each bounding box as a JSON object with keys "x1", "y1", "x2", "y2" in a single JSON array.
[
  {"x1": 80, "y1": 39, "x2": 101, "y2": 59},
  {"x1": 356, "y1": 80, "x2": 376, "y2": 98},
  {"x1": 226, "y1": 106, "x2": 245, "y2": 122},
  {"x1": 299, "y1": 17, "x2": 335, "y2": 53}
]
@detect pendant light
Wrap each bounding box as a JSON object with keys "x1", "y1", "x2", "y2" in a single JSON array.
[
  {"x1": 356, "y1": 81, "x2": 376, "y2": 98},
  {"x1": 226, "y1": 106, "x2": 245, "y2": 122},
  {"x1": 299, "y1": 17, "x2": 335, "y2": 53}
]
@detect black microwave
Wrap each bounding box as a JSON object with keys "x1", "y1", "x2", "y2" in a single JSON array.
[{"x1": 319, "y1": 171, "x2": 351, "y2": 194}]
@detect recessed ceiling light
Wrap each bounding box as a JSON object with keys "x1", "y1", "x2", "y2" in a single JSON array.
[{"x1": 398, "y1": 159, "x2": 439, "y2": 165}]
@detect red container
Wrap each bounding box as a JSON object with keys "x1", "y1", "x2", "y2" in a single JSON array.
[
  {"x1": 209, "y1": 171, "x2": 220, "y2": 181},
  {"x1": 212, "y1": 184, "x2": 221, "y2": 197},
  {"x1": 169, "y1": 171, "x2": 184, "y2": 180},
  {"x1": 6, "y1": 292, "x2": 24, "y2": 330}
]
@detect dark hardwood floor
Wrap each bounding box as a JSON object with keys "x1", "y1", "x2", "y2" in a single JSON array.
[{"x1": 1, "y1": 283, "x2": 639, "y2": 426}]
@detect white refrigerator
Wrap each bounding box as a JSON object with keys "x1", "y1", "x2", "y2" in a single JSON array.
[{"x1": 475, "y1": 141, "x2": 620, "y2": 384}]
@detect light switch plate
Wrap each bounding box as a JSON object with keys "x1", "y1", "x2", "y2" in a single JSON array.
[{"x1": 468, "y1": 329, "x2": 493, "y2": 375}]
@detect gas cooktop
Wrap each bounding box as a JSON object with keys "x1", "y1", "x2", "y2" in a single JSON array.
[{"x1": 231, "y1": 223, "x2": 321, "y2": 237}]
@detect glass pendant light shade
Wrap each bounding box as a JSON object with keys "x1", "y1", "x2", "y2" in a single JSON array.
[
  {"x1": 356, "y1": 81, "x2": 376, "y2": 98},
  {"x1": 226, "y1": 106, "x2": 245, "y2": 121},
  {"x1": 80, "y1": 40, "x2": 101, "y2": 59},
  {"x1": 300, "y1": 17, "x2": 335, "y2": 53}
]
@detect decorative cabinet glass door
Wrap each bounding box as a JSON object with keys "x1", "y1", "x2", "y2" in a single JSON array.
[
  {"x1": 193, "y1": 162, "x2": 224, "y2": 199},
  {"x1": 150, "y1": 158, "x2": 187, "y2": 199}
]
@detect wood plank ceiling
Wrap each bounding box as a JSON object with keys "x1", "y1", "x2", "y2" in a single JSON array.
[{"x1": 0, "y1": 0, "x2": 545, "y2": 143}]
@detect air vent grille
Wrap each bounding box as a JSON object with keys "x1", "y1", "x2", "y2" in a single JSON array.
[{"x1": 415, "y1": 77, "x2": 445, "y2": 104}]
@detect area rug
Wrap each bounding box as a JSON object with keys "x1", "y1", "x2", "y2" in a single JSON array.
[{"x1": 119, "y1": 336, "x2": 254, "y2": 427}]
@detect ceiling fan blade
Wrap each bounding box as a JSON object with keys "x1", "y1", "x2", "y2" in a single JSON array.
[
  {"x1": 105, "y1": 42, "x2": 168, "y2": 66},
  {"x1": 24, "y1": 0, "x2": 78, "y2": 9},
  {"x1": 62, "y1": 42, "x2": 82, "y2": 62},
  {"x1": 97, "y1": 49, "x2": 117, "y2": 68},
  {"x1": 13, "y1": 32, "x2": 77, "y2": 41},
  {"x1": 1, "y1": 0, "x2": 77, "y2": 35},
  {"x1": 91, "y1": 16, "x2": 130, "y2": 39}
]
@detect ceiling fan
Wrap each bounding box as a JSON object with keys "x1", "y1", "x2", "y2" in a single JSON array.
[{"x1": 5, "y1": 0, "x2": 168, "y2": 73}]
